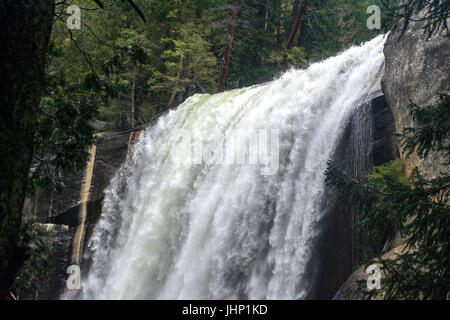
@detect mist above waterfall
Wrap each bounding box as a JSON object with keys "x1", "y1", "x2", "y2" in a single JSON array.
[{"x1": 80, "y1": 35, "x2": 386, "y2": 300}]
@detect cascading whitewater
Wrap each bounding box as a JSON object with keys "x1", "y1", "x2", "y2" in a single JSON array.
[{"x1": 80, "y1": 35, "x2": 386, "y2": 300}]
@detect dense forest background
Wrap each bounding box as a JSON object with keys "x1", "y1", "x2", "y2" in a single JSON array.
[
  {"x1": 32, "y1": 0, "x2": 395, "y2": 193},
  {"x1": 52, "y1": 0, "x2": 389, "y2": 125}
]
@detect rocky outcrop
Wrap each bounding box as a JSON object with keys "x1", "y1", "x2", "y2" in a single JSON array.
[
  {"x1": 382, "y1": 17, "x2": 450, "y2": 178},
  {"x1": 22, "y1": 130, "x2": 141, "y2": 299}
]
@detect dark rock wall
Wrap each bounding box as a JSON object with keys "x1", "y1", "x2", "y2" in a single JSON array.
[
  {"x1": 22, "y1": 130, "x2": 140, "y2": 299},
  {"x1": 37, "y1": 224, "x2": 74, "y2": 300},
  {"x1": 24, "y1": 132, "x2": 133, "y2": 225},
  {"x1": 307, "y1": 91, "x2": 397, "y2": 299}
]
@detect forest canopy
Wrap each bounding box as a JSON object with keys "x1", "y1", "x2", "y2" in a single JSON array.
[
  {"x1": 29, "y1": 0, "x2": 392, "y2": 194},
  {"x1": 49, "y1": 0, "x2": 389, "y2": 125}
]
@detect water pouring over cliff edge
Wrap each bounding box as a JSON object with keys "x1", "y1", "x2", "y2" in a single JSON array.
[{"x1": 80, "y1": 35, "x2": 386, "y2": 300}]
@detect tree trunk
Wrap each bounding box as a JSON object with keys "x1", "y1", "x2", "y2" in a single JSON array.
[
  {"x1": 195, "y1": 7, "x2": 203, "y2": 22},
  {"x1": 217, "y1": 0, "x2": 239, "y2": 93},
  {"x1": 279, "y1": 0, "x2": 308, "y2": 72},
  {"x1": 261, "y1": 0, "x2": 270, "y2": 64},
  {"x1": 264, "y1": 0, "x2": 269, "y2": 31},
  {"x1": 286, "y1": 0, "x2": 309, "y2": 50},
  {"x1": 167, "y1": 55, "x2": 184, "y2": 108},
  {"x1": 277, "y1": 0, "x2": 285, "y2": 44},
  {"x1": 0, "y1": 0, "x2": 54, "y2": 299},
  {"x1": 291, "y1": 0, "x2": 299, "y2": 26},
  {"x1": 131, "y1": 71, "x2": 136, "y2": 129}
]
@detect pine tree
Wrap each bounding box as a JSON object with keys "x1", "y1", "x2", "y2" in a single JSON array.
[{"x1": 217, "y1": 0, "x2": 240, "y2": 92}]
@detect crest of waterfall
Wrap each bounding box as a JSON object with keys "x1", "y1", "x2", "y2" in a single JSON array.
[{"x1": 80, "y1": 35, "x2": 386, "y2": 300}]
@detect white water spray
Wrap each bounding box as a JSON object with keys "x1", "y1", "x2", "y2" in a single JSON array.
[{"x1": 81, "y1": 35, "x2": 386, "y2": 300}]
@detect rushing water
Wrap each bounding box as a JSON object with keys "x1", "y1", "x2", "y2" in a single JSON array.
[{"x1": 80, "y1": 35, "x2": 386, "y2": 300}]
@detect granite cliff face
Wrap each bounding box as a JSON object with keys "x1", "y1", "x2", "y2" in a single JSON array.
[
  {"x1": 333, "y1": 17, "x2": 449, "y2": 299},
  {"x1": 382, "y1": 18, "x2": 450, "y2": 178}
]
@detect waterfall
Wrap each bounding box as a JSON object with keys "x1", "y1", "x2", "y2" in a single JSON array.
[{"x1": 80, "y1": 35, "x2": 386, "y2": 300}]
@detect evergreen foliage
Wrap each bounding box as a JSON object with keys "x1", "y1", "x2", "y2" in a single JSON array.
[
  {"x1": 12, "y1": 221, "x2": 52, "y2": 299},
  {"x1": 401, "y1": 93, "x2": 450, "y2": 163}
]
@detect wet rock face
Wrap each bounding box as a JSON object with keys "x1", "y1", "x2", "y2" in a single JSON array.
[
  {"x1": 90, "y1": 132, "x2": 134, "y2": 206},
  {"x1": 382, "y1": 17, "x2": 450, "y2": 178},
  {"x1": 307, "y1": 91, "x2": 397, "y2": 299}
]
